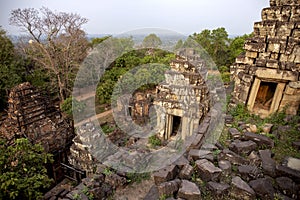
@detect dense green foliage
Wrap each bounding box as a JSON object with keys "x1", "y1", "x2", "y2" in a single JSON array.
[
  {"x1": 191, "y1": 28, "x2": 252, "y2": 68},
  {"x1": 0, "y1": 138, "x2": 53, "y2": 199},
  {"x1": 60, "y1": 96, "x2": 86, "y2": 118},
  {"x1": 0, "y1": 28, "x2": 25, "y2": 108},
  {"x1": 96, "y1": 47, "x2": 174, "y2": 104},
  {"x1": 0, "y1": 28, "x2": 52, "y2": 110}
]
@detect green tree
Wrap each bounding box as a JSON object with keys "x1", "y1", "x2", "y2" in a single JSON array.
[
  {"x1": 60, "y1": 96, "x2": 86, "y2": 118},
  {"x1": 142, "y1": 33, "x2": 162, "y2": 48},
  {"x1": 0, "y1": 138, "x2": 53, "y2": 199},
  {"x1": 228, "y1": 33, "x2": 252, "y2": 64},
  {"x1": 192, "y1": 27, "x2": 230, "y2": 67},
  {"x1": 0, "y1": 28, "x2": 26, "y2": 108}
]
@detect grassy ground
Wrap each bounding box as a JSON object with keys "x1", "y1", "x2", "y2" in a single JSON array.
[{"x1": 220, "y1": 104, "x2": 300, "y2": 162}]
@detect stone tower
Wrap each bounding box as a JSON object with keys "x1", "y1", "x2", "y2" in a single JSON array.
[{"x1": 231, "y1": 0, "x2": 300, "y2": 117}]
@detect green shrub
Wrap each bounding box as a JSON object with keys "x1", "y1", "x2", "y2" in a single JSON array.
[
  {"x1": 148, "y1": 135, "x2": 162, "y2": 147},
  {"x1": 61, "y1": 96, "x2": 86, "y2": 118}
]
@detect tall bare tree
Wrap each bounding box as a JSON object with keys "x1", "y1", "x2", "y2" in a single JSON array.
[{"x1": 10, "y1": 7, "x2": 90, "y2": 101}]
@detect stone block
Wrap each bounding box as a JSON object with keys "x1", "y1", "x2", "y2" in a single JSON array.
[
  {"x1": 244, "y1": 132, "x2": 274, "y2": 148},
  {"x1": 207, "y1": 181, "x2": 230, "y2": 196},
  {"x1": 157, "y1": 179, "x2": 181, "y2": 197},
  {"x1": 276, "y1": 177, "x2": 298, "y2": 198},
  {"x1": 259, "y1": 149, "x2": 276, "y2": 177},
  {"x1": 189, "y1": 149, "x2": 214, "y2": 162},
  {"x1": 173, "y1": 155, "x2": 189, "y2": 169},
  {"x1": 229, "y1": 140, "x2": 258, "y2": 155},
  {"x1": 179, "y1": 164, "x2": 194, "y2": 180},
  {"x1": 153, "y1": 165, "x2": 179, "y2": 184},
  {"x1": 249, "y1": 178, "x2": 275, "y2": 200},
  {"x1": 238, "y1": 165, "x2": 261, "y2": 181},
  {"x1": 178, "y1": 180, "x2": 201, "y2": 200},
  {"x1": 218, "y1": 149, "x2": 249, "y2": 165},
  {"x1": 195, "y1": 159, "x2": 222, "y2": 181},
  {"x1": 218, "y1": 160, "x2": 232, "y2": 175},
  {"x1": 276, "y1": 165, "x2": 300, "y2": 183},
  {"x1": 228, "y1": 128, "x2": 241, "y2": 139},
  {"x1": 231, "y1": 176, "x2": 256, "y2": 200},
  {"x1": 245, "y1": 51, "x2": 258, "y2": 58}
]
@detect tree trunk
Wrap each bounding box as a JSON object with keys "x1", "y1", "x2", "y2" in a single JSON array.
[{"x1": 57, "y1": 74, "x2": 65, "y2": 102}]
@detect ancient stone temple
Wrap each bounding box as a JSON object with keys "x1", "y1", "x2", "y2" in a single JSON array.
[
  {"x1": 0, "y1": 82, "x2": 75, "y2": 182},
  {"x1": 231, "y1": 0, "x2": 300, "y2": 117},
  {"x1": 154, "y1": 50, "x2": 210, "y2": 140}
]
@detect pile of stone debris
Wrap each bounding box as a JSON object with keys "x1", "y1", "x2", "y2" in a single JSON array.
[{"x1": 143, "y1": 115, "x2": 300, "y2": 200}]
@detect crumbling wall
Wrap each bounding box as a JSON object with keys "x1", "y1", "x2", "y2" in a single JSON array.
[
  {"x1": 154, "y1": 50, "x2": 210, "y2": 140},
  {"x1": 0, "y1": 82, "x2": 74, "y2": 153},
  {"x1": 231, "y1": 0, "x2": 300, "y2": 117}
]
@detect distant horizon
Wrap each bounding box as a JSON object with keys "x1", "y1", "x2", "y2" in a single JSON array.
[{"x1": 1, "y1": 0, "x2": 269, "y2": 36}]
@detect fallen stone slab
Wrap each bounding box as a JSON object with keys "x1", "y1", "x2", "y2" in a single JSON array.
[
  {"x1": 238, "y1": 165, "x2": 261, "y2": 181},
  {"x1": 179, "y1": 164, "x2": 194, "y2": 180},
  {"x1": 249, "y1": 178, "x2": 275, "y2": 200},
  {"x1": 202, "y1": 143, "x2": 218, "y2": 150},
  {"x1": 276, "y1": 165, "x2": 300, "y2": 183},
  {"x1": 157, "y1": 179, "x2": 181, "y2": 197},
  {"x1": 207, "y1": 181, "x2": 230, "y2": 196},
  {"x1": 229, "y1": 140, "x2": 257, "y2": 155},
  {"x1": 218, "y1": 149, "x2": 249, "y2": 165},
  {"x1": 187, "y1": 134, "x2": 204, "y2": 150},
  {"x1": 173, "y1": 156, "x2": 189, "y2": 169},
  {"x1": 248, "y1": 151, "x2": 261, "y2": 166},
  {"x1": 276, "y1": 177, "x2": 298, "y2": 199},
  {"x1": 218, "y1": 160, "x2": 231, "y2": 175},
  {"x1": 196, "y1": 159, "x2": 222, "y2": 181},
  {"x1": 178, "y1": 180, "x2": 201, "y2": 200},
  {"x1": 153, "y1": 165, "x2": 179, "y2": 184},
  {"x1": 285, "y1": 157, "x2": 300, "y2": 171},
  {"x1": 244, "y1": 132, "x2": 274, "y2": 148},
  {"x1": 231, "y1": 176, "x2": 256, "y2": 200},
  {"x1": 189, "y1": 149, "x2": 214, "y2": 162},
  {"x1": 228, "y1": 128, "x2": 241, "y2": 139},
  {"x1": 259, "y1": 149, "x2": 276, "y2": 177}
]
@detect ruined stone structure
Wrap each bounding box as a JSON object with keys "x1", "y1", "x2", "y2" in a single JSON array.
[
  {"x1": 129, "y1": 89, "x2": 156, "y2": 125},
  {"x1": 154, "y1": 51, "x2": 210, "y2": 140},
  {"x1": 231, "y1": 0, "x2": 300, "y2": 117},
  {"x1": 0, "y1": 82, "x2": 75, "y2": 182}
]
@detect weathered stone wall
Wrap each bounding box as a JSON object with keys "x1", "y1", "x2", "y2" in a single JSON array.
[
  {"x1": 129, "y1": 89, "x2": 156, "y2": 125},
  {"x1": 0, "y1": 82, "x2": 74, "y2": 153},
  {"x1": 154, "y1": 51, "x2": 210, "y2": 140},
  {"x1": 231, "y1": 0, "x2": 300, "y2": 116}
]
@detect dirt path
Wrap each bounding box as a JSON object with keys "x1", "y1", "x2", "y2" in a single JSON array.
[
  {"x1": 74, "y1": 109, "x2": 112, "y2": 127},
  {"x1": 113, "y1": 178, "x2": 154, "y2": 200},
  {"x1": 75, "y1": 92, "x2": 96, "y2": 101}
]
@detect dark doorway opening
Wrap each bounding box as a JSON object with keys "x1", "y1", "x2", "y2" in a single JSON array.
[
  {"x1": 128, "y1": 106, "x2": 132, "y2": 117},
  {"x1": 254, "y1": 81, "x2": 277, "y2": 110},
  {"x1": 171, "y1": 115, "x2": 181, "y2": 136}
]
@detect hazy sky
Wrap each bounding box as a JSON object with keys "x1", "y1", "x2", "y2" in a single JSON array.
[{"x1": 0, "y1": 0, "x2": 269, "y2": 36}]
